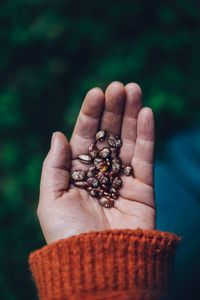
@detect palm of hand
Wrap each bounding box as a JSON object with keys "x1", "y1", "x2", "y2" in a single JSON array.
[{"x1": 38, "y1": 82, "x2": 155, "y2": 244}]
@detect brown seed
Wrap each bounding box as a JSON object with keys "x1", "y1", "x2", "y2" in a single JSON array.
[
  {"x1": 78, "y1": 154, "x2": 92, "y2": 164},
  {"x1": 111, "y1": 158, "x2": 122, "y2": 174},
  {"x1": 97, "y1": 173, "x2": 110, "y2": 186},
  {"x1": 105, "y1": 158, "x2": 111, "y2": 167},
  {"x1": 110, "y1": 193, "x2": 118, "y2": 200},
  {"x1": 94, "y1": 158, "x2": 103, "y2": 167},
  {"x1": 71, "y1": 170, "x2": 86, "y2": 181},
  {"x1": 103, "y1": 191, "x2": 109, "y2": 196},
  {"x1": 107, "y1": 134, "x2": 122, "y2": 148},
  {"x1": 95, "y1": 187, "x2": 104, "y2": 198},
  {"x1": 123, "y1": 165, "x2": 133, "y2": 176},
  {"x1": 95, "y1": 130, "x2": 106, "y2": 142},
  {"x1": 86, "y1": 166, "x2": 97, "y2": 178},
  {"x1": 87, "y1": 187, "x2": 98, "y2": 197},
  {"x1": 99, "y1": 147, "x2": 110, "y2": 158},
  {"x1": 110, "y1": 187, "x2": 118, "y2": 195},
  {"x1": 112, "y1": 176, "x2": 122, "y2": 189},
  {"x1": 109, "y1": 170, "x2": 116, "y2": 180},
  {"x1": 110, "y1": 147, "x2": 119, "y2": 157},
  {"x1": 73, "y1": 181, "x2": 88, "y2": 189},
  {"x1": 86, "y1": 177, "x2": 99, "y2": 188},
  {"x1": 88, "y1": 144, "x2": 98, "y2": 159},
  {"x1": 99, "y1": 197, "x2": 114, "y2": 208},
  {"x1": 108, "y1": 187, "x2": 119, "y2": 200},
  {"x1": 101, "y1": 184, "x2": 109, "y2": 191}
]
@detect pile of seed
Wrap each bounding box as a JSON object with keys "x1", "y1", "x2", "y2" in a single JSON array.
[{"x1": 71, "y1": 130, "x2": 132, "y2": 208}]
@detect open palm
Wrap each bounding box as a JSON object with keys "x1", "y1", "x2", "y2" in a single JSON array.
[{"x1": 38, "y1": 82, "x2": 155, "y2": 244}]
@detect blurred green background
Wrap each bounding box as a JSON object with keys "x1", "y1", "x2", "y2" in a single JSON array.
[{"x1": 0, "y1": 0, "x2": 200, "y2": 299}]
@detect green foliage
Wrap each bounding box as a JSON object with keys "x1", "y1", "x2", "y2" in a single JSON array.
[{"x1": 0, "y1": 0, "x2": 199, "y2": 298}]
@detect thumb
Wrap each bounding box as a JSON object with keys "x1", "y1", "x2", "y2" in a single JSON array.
[{"x1": 40, "y1": 131, "x2": 71, "y2": 201}]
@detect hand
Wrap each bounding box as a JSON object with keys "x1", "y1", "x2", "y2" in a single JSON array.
[{"x1": 38, "y1": 82, "x2": 155, "y2": 244}]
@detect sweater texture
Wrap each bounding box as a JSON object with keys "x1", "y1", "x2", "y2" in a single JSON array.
[{"x1": 29, "y1": 229, "x2": 181, "y2": 300}]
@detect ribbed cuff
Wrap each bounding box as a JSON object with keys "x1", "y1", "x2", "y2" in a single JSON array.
[{"x1": 29, "y1": 229, "x2": 181, "y2": 300}]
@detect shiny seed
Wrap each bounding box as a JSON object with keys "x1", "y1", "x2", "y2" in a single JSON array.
[
  {"x1": 103, "y1": 191, "x2": 109, "y2": 197},
  {"x1": 71, "y1": 170, "x2": 86, "y2": 181},
  {"x1": 111, "y1": 158, "x2": 122, "y2": 174},
  {"x1": 107, "y1": 134, "x2": 122, "y2": 148},
  {"x1": 78, "y1": 154, "x2": 92, "y2": 164},
  {"x1": 87, "y1": 187, "x2": 98, "y2": 197},
  {"x1": 94, "y1": 158, "x2": 103, "y2": 167},
  {"x1": 86, "y1": 166, "x2": 97, "y2": 178},
  {"x1": 99, "y1": 147, "x2": 110, "y2": 158},
  {"x1": 110, "y1": 147, "x2": 119, "y2": 157},
  {"x1": 73, "y1": 181, "x2": 88, "y2": 189},
  {"x1": 86, "y1": 177, "x2": 99, "y2": 188},
  {"x1": 95, "y1": 187, "x2": 104, "y2": 198},
  {"x1": 110, "y1": 187, "x2": 117, "y2": 194},
  {"x1": 112, "y1": 176, "x2": 122, "y2": 189},
  {"x1": 123, "y1": 165, "x2": 133, "y2": 176},
  {"x1": 88, "y1": 144, "x2": 98, "y2": 159},
  {"x1": 105, "y1": 158, "x2": 111, "y2": 167},
  {"x1": 99, "y1": 197, "x2": 114, "y2": 208},
  {"x1": 95, "y1": 130, "x2": 106, "y2": 142},
  {"x1": 98, "y1": 173, "x2": 110, "y2": 186}
]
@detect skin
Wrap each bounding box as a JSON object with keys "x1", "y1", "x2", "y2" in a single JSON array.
[{"x1": 37, "y1": 82, "x2": 155, "y2": 244}]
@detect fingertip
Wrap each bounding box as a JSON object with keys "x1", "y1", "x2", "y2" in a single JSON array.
[
  {"x1": 105, "y1": 81, "x2": 125, "y2": 100},
  {"x1": 51, "y1": 131, "x2": 69, "y2": 147},
  {"x1": 138, "y1": 107, "x2": 154, "y2": 119},
  {"x1": 137, "y1": 107, "x2": 155, "y2": 140},
  {"x1": 125, "y1": 82, "x2": 142, "y2": 97},
  {"x1": 86, "y1": 87, "x2": 104, "y2": 100},
  {"x1": 82, "y1": 87, "x2": 105, "y2": 118}
]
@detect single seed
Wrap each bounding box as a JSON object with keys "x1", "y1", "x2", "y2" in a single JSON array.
[
  {"x1": 87, "y1": 187, "x2": 98, "y2": 197},
  {"x1": 95, "y1": 130, "x2": 106, "y2": 142},
  {"x1": 99, "y1": 147, "x2": 110, "y2": 158},
  {"x1": 71, "y1": 170, "x2": 86, "y2": 181},
  {"x1": 95, "y1": 187, "x2": 104, "y2": 198},
  {"x1": 107, "y1": 134, "x2": 122, "y2": 148},
  {"x1": 97, "y1": 173, "x2": 110, "y2": 186},
  {"x1": 88, "y1": 144, "x2": 98, "y2": 159},
  {"x1": 86, "y1": 177, "x2": 99, "y2": 188},
  {"x1": 94, "y1": 158, "x2": 103, "y2": 168},
  {"x1": 78, "y1": 154, "x2": 92, "y2": 164},
  {"x1": 111, "y1": 158, "x2": 122, "y2": 174},
  {"x1": 73, "y1": 181, "x2": 88, "y2": 189},
  {"x1": 123, "y1": 165, "x2": 133, "y2": 176},
  {"x1": 112, "y1": 176, "x2": 122, "y2": 189},
  {"x1": 110, "y1": 147, "x2": 119, "y2": 157},
  {"x1": 99, "y1": 197, "x2": 114, "y2": 208},
  {"x1": 86, "y1": 166, "x2": 97, "y2": 178},
  {"x1": 103, "y1": 191, "x2": 110, "y2": 197},
  {"x1": 105, "y1": 158, "x2": 112, "y2": 167},
  {"x1": 110, "y1": 187, "x2": 118, "y2": 195}
]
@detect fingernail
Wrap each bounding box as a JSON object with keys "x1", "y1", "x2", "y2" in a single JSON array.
[{"x1": 51, "y1": 132, "x2": 57, "y2": 146}]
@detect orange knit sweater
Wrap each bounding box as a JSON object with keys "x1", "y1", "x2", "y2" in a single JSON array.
[{"x1": 29, "y1": 229, "x2": 180, "y2": 300}]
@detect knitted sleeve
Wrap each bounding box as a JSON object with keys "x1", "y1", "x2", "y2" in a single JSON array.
[{"x1": 29, "y1": 229, "x2": 181, "y2": 300}]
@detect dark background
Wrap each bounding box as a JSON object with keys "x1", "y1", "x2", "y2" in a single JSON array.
[{"x1": 0, "y1": 0, "x2": 200, "y2": 299}]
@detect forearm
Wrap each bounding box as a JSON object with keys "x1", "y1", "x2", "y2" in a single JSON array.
[{"x1": 29, "y1": 229, "x2": 180, "y2": 300}]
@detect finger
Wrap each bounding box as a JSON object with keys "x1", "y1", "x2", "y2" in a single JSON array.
[
  {"x1": 40, "y1": 132, "x2": 71, "y2": 201},
  {"x1": 70, "y1": 88, "x2": 104, "y2": 158},
  {"x1": 120, "y1": 83, "x2": 142, "y2": 165},
  {"x1": 100, "y1": 81, "x2": 126, "y2": 135},
  {"x1": 131, "y1": 108, "x2": 155, "y2": 186}
]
